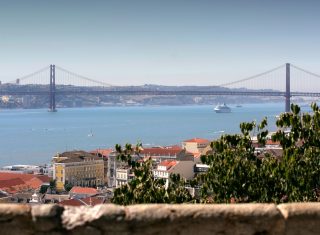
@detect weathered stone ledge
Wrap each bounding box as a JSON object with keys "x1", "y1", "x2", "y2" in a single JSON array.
[{"x1": 0, "y1": 203, "x2": 320, "y2": 234}]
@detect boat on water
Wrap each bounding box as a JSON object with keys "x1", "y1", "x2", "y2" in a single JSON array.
[
  {"x1": 88, "y1": 129, "x2": 94, "y2": 137},
  {"x1": 236, "y1": 104, "x2": 242, "y2": 108},
  {"x1": 214, "y1": 103, "x2": 231, "y2": 113}
]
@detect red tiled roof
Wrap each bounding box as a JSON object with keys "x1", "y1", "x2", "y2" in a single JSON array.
[
  {"x1": 0, "y1": 178, "x2": 26, "y2": 194},
  {"x1": 70, "y1": 186, "x2": 98, "y2": 195},
  {"x1": 141, "y1": 148, "x2": 182, "y2": 156},
  {"x1": 158, "y1": 160, "x2": 178, "y2": 170},
  {"x1": 0, "y1": 172, "x2": 50, "y2": 193},
  {"x1": 91, "y1": 149, "x2": 113, "y2": 158},
  {"x1": 0, "y1": 178, "x2": 25, "y2": 188},
  {"x1": 164, "y1": 145, "x2": 182, "y2": 150},
  {"x1": 266, "y1": 140, "x2": 280, "y2": 145},
  {"x1": 0, "y1": 172, "x2": 50, "y2": 183},
  {"x1": 59, "y1": 197, "x2": 104, "y2": 206},
  {"x1": 183, "y1": 138, "x2": 210, "y2": 144},
  {"x1": 0, "y1": 172, "x2": 51, "y2": 194}
]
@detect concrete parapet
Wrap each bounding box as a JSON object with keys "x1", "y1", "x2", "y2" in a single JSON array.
[{"x1": 0, "y1": 203, "x2": 319, "y2": 234}]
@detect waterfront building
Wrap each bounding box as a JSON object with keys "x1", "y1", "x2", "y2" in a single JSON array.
[
  {"x1": 0, "y1": 164, "x2": 53, "y2": 177},
  {"x1": 52, "y1": 151, "x2": 104, "y2": 192}
]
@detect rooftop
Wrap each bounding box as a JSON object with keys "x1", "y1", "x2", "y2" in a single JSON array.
[
  {"x1": 59, "y1": 196, "x2": 105, "y2": 206},
  {"x1": 70, "y1": 186, "x2": 99, "y2": 195},
  {"x1": 141, "y1": 147, "x2": 182, "y2": 156},
  {"x1": 90, "y1": 149, "x2": 114, "y2": 158},
  {"x1": 0, "y1": 172, "x2": 51, "y2": 194},
  {"x1": 53, "y1": 151, "x2": 101, "y2": 163},
  {"x1": 183, "y1": 138, "x2": 210, "y2": 144},
  {"x1": 158, "y1": 160, "x2": 178, "y2": 170}
]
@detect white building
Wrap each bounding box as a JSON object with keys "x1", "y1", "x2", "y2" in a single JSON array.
[
  {"x1": 153, "y1": 160, "x2": 195, "y2": 188},
  {"x1": 115, "y1": 168, "x2": 134, "y2": 188}
]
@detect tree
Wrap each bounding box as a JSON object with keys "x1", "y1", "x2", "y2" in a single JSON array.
[
  {"x1": 112, "y1": 103, "x2": 320, "y2": 204},
  {"x1": 112, "y1": 143, "x2": 192, "y2": 205},
  {"x1": 39, "y1": 184, "x2": 49, "y2": 194},
  {"x1": 48, "y1": 179, "x2": 57, "y2": 194},
  {"x1": 199, "y1": 103, "x2": 320, "y2": 203},
  {"x1": 64, "y1": 181, "x2": 73, "y2": 192},
  {"x1": 198, "y1": 118, "x2": 274, "y2": 203},
  {"x1": 270, "y1": 103, "x2": 320, "y2": 202}
]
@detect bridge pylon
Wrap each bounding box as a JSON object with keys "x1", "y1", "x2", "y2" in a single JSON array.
[
  {"x1": 49, "y1": 64, "x2": 57, "y2": 112},
  {"x1": 285, "y1": 63, "x2": 291, "y2": 112}
]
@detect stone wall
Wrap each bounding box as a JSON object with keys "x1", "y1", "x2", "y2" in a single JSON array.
[{"x1": 1, "y1": 203, "x2": 320, "y2": 235}]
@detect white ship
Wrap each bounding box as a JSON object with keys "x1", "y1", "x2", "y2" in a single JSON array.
[{"x1": 214, "y1": 103, "x2": 231, "y2": 113}]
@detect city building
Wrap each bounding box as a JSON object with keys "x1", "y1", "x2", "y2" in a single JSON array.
[
  {"x1": 52, "y1": 151, "x2": 104, "y2": 192},
  {"x1": 115, "y1": 167, "x2": 134, "y2": 188},
  {"x1": 91, "y1": 148, "x2": 113, "y2": 185},
  {"x1": 107, "y1": 152, "x2": 141, "y2": 188},
  {"x1": 182, "y1": 138, "x2": 210, "y2": 155},
  {"x1": 107, "y1": 152, "x2": 125, "y2": 188},
  {"x1": 0, "y1": 165, "x2": 44, "y2": 174},
  {"x1": 194, "y1": 164, "x2": 210, "y2": 176},
  {"x1": 140, "y1": 146, "x2": 196, "y2": 163},
  {"x1": 153, "y1": 160, "x2": 195, "y2": 188}
]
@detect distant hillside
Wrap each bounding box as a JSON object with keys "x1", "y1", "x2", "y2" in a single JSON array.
[{"x1": 0, "y1": 84, "x2": 287, "y2": 109}]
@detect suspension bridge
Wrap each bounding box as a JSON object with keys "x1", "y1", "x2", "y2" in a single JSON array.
[{"x1": 0, "y1": 63, "x2": 320, "y2": 112}]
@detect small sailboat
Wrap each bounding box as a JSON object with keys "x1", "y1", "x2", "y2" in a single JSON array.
[{"x1": 88, "y1": 129, "x2": 94, "y2": 137}]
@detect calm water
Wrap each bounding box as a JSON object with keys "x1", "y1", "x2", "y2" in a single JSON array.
[{"x1": 0, "y1": 103, "x2": 291, "y2": 166}]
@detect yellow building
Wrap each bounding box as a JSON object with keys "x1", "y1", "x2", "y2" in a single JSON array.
[
  {"x1": 52, "y1": 151, "x2": 104, "y2": 191},
  {"x1": 182, "y1": 138, "x2": 210, "y2": 154}
]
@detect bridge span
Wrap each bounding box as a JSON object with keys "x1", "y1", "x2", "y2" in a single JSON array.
[{"x1": 1, "y1": 63, "x2": 320, "y2": 112}]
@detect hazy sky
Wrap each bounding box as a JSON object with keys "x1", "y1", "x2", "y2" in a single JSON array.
[{"x1": 0, "y1": 0, "x2": 320, "y2": 85}]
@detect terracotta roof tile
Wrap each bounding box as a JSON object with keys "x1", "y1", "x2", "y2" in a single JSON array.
[
  {"x1": 158, "y1": 160, "x2": 178, "y2": 170},
  {"x1": 183, "y1": 138, "x2": 210, "y2": 144},
  {"x1": 90, "y1": 149, "x2": 113, "y2": 158},
  {"x1": 0, "y1": 172, "x2": 50, "y2": 193},
  {"x1": 141, "y1": 148, "x2": 182, "y2": 156},
  {"x1": 59, "y1": 197, "x2": 104, "y2": 206},
  {"x1": 266, "y1": 140, "x2": 280, "y2": 145},
  {"x1": 70, "y1": 186, "x2": 99, "y2": 195}
]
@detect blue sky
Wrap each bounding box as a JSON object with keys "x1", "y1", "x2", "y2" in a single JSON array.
[{"x1": 0, "y1": 0, "x2": 319, "y2": 85}]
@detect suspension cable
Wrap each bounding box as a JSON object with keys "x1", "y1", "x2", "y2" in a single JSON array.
[
  {"x1": 216, "y1": 64, "x2": 286, "y2": 87},
  {"x1": 291, "y1": 64, "x2": 320, "y2": 79},
  {"x1": 7, "y1": 65, "x2": 50, "y2": 84},
  {"x1": 55, "y1": 66, "x2": 113, "y2": 87}
]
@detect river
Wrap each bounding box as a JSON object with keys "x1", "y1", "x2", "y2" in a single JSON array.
[{"x1": 0, "y1": 103, "x2": 294, "y2": 166}]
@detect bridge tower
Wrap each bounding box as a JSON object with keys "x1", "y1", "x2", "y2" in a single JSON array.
[
  {"x1": 285, "y1": 63, "x2": 291, "y2": 112},
  {"x1": 49, "y1": 64, "x2": 57, "y2": 112}
]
